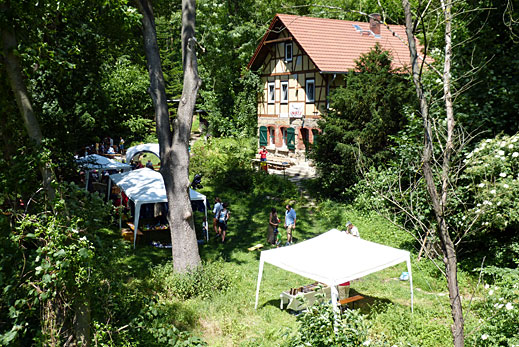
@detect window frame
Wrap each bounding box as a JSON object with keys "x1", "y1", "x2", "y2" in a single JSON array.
[
  {"x1": 267, "y1": 82, "x2": 276, "y2": 104},
  {"x1": 306, "y1": 79, "x2": 315, "y2": 103},
  {"x1": 285, "y1": 42, "x2": 293, "y2": 62},
  {"x1": 280, "y1": 81, "x2": 289, "y2": 104}
]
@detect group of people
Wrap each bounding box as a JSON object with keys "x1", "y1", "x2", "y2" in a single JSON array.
[
  {"x1": 267, "y1": 204, "x2": 297, "y2": 247},
  {"x1": 267, "y1": 206, "x2": 360, "y2": 247},
  {"x1": 84, "y1": 137, "x2": 125, "y2": 156},
  {"x1": 212, "y1": 197, "x2": 230, "y2": 243}
]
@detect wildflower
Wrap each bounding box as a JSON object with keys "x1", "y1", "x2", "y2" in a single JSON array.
[
  {"x1": 490, "y1": 189, "x2": 496, "y2": 194},
  {"x1": 509, "y1": 144, "x2": 514, "y2": 149},
  {"x1": 499, "y1": 172, "x2": 507, "y2": 178},
  {"x1": 484, "y1": 284, "x2": 489, "y2": 289},
  {"x1": 513, "y1": 152, "x2": 519, "y2": 158},
  {"x1": 503, "y1": 184, "x2": 509, "y2": 189},
  {"x1": 80, "y1": 236, "x2": 87, "y2": 241},
  {"x1": 489, "y1": 289, "x2": 494, "y2": 295},
  {"x1": 486, "y1": 139, "x2": 492, "y2": 143},
  {"x1": 481, "y1": 334, "x2": 489, "y2": 340},
  {"x1": 500, "y1": 141, "x2": 507, "y2": 147},
  {"x1": 506, "y1": 303, "x2": 513, "y2": 310},
  {"x1": 478, "y1": 183, "x2": 485, "y2": 188},
  {"x1": 498, "y1": 150, "x2": 505, "y2": 156}
]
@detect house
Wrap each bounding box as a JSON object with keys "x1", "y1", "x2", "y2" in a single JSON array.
[{"x1": 248, "y1": 14, "x2": 414, "y2": 163}]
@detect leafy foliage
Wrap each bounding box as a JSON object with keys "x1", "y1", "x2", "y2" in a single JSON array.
[
  {"x1": 467, "y1": 267, "x2": 519, "y2": 346},
  {"x1": 152, "y1": 261, "x2": 231, "y2": 301},
  {"x1": 290, "y1": 298, "x2": 369, "y2": 346}
]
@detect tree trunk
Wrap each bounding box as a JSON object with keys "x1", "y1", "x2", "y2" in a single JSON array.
[
  {"x1": 136, "y1": 0, "x2": 201, "y2": 272},
  {"x1": 1, "y1": 7, "x2": 55, "y2": 201},
  {"x1": 402, "y1": 0, "x2": 464, "y2": 345}
]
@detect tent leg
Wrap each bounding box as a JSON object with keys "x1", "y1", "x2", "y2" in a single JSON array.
[
  {"x1": 407, "y1": 258, "x2": 414, "y2": 313},
  {"x1": 254, "y1": 259, "x2": 264, "y2": 309},
  {"x1": 133, "y1": 203, "x2": 141, "y2": 249},
  {"x1": 331, "y1": 285, "x2": 339, "y2": 333}
]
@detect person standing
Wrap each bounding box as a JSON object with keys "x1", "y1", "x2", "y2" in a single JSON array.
[
  {"x1": 217, "y1": 202, "x2": 230, "y2": 243},
  {"x1": 119, "y1": 137, "x2": 125, "y2": 154},
  {"x1": 284, "y1": 204, "x2": 296, "y2": 246},
  {"x1": 213, "y1": 197, "x2": 222, "y2": 237},
  {"x1": 267, "y1": 208, "x2": 280, "y2": 245},
  {"x1": 259, "y1": 146, "x2": 268, "y2": 173},
  {"x1": 345, "y1": 221, "x2": 360, "y2": 237}
]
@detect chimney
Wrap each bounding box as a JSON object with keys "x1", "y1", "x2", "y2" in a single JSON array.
[{"x1": 369, "y1": 13, "x2": 381, "y2": 36}]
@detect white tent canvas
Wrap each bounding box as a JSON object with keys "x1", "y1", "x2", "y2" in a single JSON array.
[
  {"x1": 76, "y1": 154, "x2": 131, "y2": 190},
  {"x1": 125, "y1": 143, "x2": 160, "y2": 164},
  {"x1": 255, "y1": 229, "x2": 413, "y2": 311},
  {"x1": 109, "y1": 168, "x2": 208, "y2": 247}
]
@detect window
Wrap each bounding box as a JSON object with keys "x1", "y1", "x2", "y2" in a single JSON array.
[
  {"x1": 268, "y1": 82, "x2": 275, "y2": 103},
  {"x1": 269, "y1": 127, "x2": 276, "y2": 146},
  {"x1": 281, "y1": 81, "x2": 288, "y2": 103},
  {"x1": 306, "y1": 79, "x2": 315, "y2": 103},
  {"x1": 285, "y1": 42, "x2": 293, "y2": 62}
]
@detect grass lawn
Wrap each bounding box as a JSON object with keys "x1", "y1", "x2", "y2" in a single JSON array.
[{"x1": 117, "y1": 175, "x2": 484, "y2": 346}]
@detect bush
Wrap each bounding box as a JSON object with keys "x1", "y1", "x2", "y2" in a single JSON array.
[
  {"x1": 153, "y1": 261, "x2": 231, "y2": 301},
  {"x1": 290, "y1": 298, "x2": 369, "y2": 347},
  {"x1": 467, "y1": 267, "x2": 519, "y2": 346},
  {"x1": 190, "y1": 137, "x2": 256, "y2": 183}
]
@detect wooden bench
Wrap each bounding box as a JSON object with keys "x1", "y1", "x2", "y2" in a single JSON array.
[
  {"x1": 251, "y1": 158, "x2": 290, "y2": 171},
  {"x1": 338, "y1": 295, "x2": 364, "y2": 310}
]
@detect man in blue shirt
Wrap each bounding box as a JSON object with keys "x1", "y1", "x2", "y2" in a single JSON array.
[{"x1": 284, "y1": 204, "x2": 296, "y2": 246}]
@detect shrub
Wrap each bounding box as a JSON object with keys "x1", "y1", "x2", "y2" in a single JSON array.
[
  {"x1": 467, "y1": 267, "x2": 519, "y2": 346},
  {"x1": 190, "y1": 137, "x2": 256, "y2": 183},
  {"x1": 290, "y1": 298, "x2": 369, "y2": 347},
  {"x1": 154, "y1": 261, "x2": 231, "y2": 301}
]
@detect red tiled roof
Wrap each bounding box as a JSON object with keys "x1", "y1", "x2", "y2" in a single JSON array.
[{"x1": 249, "y1": 14, "x2": 419, "y2": 73}]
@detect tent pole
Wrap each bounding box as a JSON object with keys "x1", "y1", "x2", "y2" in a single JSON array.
[
  {"x1": 331, "y1": 285, "x2": 339, "y2": 333},
  {"x1": 407, "y1": 257, "x2": 414, "y2": 313},
  {"x1": 107, "y1": 179, "x2": 112, "y2": 202},
  {"x1": 254, "y1": 257, "x2": 265, "y2": 309},
  {"x1": 85, "y1": 171, "x2": 90, "y2": 190},
  {"x1": 133, "y1": 202, "x2": 141, "y2": 249},
  {"x1": 204, "y1": 197, "x2": 208, "y2": 241}
]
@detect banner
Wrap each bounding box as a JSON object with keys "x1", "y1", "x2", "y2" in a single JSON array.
[{"x1": 289, "y1": 103, "x2": 304, "y2": 118}]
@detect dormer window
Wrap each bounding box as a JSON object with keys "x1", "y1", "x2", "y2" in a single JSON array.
[{"x1": 285, "y1": 42, "x2": 293, "y2": 62}]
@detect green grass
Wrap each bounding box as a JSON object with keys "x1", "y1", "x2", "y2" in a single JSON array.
[{"x1": 112, "y1": 174, "x2": 484, "y2": 346}]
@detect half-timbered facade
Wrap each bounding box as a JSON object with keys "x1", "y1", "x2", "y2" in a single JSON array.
[{"x1": 248, "y1": 14, "x2": 413, "y2": 162}]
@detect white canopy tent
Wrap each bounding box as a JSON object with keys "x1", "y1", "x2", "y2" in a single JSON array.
[
  {"x1": 125, "y1": 143, "x2": 160, "y2": 164},
  {"x1": 109, "y1": 168, "x2": 208, "y2": 248},
  {"x1": 76, "y1": 154, "x2": 131, "y2": 191},
  {"x1": 255, "y1": 229, "x2": 413, "y2": 312}
]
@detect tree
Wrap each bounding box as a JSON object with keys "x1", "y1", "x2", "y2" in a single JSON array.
[
  {"x1": 1, "y1": 2, "x2": 55, "y2": 201},
  {"x1": 401, "y1": 0, "x2": 464, "y2": 345},
  {"x1": 311, "y1": 44, "x2": 414, "y2": 198},
  {"x1": 136, "y1": 0, "x2": 201, "y2": 272}
]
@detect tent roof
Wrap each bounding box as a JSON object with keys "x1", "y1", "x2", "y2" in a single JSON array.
[
  {"x1": 125, "y1": 143, "x2": 160, "y2": 164},
  {"x1": 77, "y1": 154, "x2": 131, "y2": 171},
  {"x1": 110, "y1": 168, "x2": 205, "y2": 205},
  {"x1": 260, "y1": 229, "x2": 410, "y2": 286}
]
